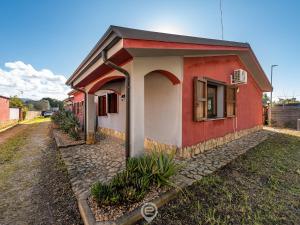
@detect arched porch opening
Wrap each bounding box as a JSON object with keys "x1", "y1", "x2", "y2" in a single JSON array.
[
  {"x1": 144, "y1": 70, "x2": 181, "y2": 150},
  {"x1": 92, "y1": 76, "x2": 126, "y2": 142}
]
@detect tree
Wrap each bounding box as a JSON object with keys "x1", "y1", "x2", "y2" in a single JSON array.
[
  {"x1": 262, "y1": 93, "x2": 270, "y2": 105},
  {"x1": 42, "y1": 97, "x2": 64, "y2": 110},
  {"x1": 276, "y1": 98, "x2": 300, "y2": 105},
  {"x1": 33, "y1": 100, "x2": 50, "y2": 111},
  {"x1": 9, "y1": 95, "x2": 24, "y2": 108}
]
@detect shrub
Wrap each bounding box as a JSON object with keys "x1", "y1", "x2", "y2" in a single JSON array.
[
  {"x1": 51, "y1": 109, "x2": 80, "y2": 140},
  {"x1": 91, "y1": 151, "x2": 179, "y2": 206}
]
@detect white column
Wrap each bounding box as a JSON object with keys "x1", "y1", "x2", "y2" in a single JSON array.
[
  {"x1": 130, "y1": 72, "x2": 145, "y2": 157},
  {"x1": 86, "y1": 93, "x2": 96, "y2": 144}
]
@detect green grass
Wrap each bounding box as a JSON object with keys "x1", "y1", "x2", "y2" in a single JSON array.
[
  {"x1": 0, "y1": 117, "x2": 50, "y2": 186},
  {"x1": 0, "y1": 117, "x2": 49, "y2": 164},
  {"x1": 0, "y1": 134, "x2": 28, "y2": 164},
  {"x1": 152, "y1": 132, "x2": 300, "y2": 225},
  {"x1": 21, "y1": 116, "x2": 51, "y2": 124}
]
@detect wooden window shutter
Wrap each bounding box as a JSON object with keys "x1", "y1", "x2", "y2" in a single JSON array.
[
  {"x1": 226, "y1": 85, "x2": 237, "y2": 117},
  {"x1": 194, "y1": 77, "x2": 207, "y2": 121},
  {"x1": 98, "y1": 96, "x2": 107, "y2": 116},
  {"x1": 108, "y1": 93, "x2": 118, "y2": 113}
]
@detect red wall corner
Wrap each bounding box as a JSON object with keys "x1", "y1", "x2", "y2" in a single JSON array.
[
  {"x1": 182, "y1": 55, "x2": 263, "y2": 147},
  {"x1": 0, "y1": 97, "x2": 10, "y2": 122}
]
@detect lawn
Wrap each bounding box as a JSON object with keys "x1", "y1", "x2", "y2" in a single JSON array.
[
  {"x1": 152, "y1": 131, "x2": 300, "y2": 225},
  {"x1": 0, "y1": 117, "x2": 50, "y2": 164}
]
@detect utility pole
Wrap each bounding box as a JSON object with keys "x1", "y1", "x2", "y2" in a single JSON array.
[{"x1": 269, "y1": 64, "x2": 278, "y2": 126}]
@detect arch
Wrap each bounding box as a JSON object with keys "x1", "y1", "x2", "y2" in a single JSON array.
[
  {"x1": 96, "y1": 88, "x2": 122, "y2": 95},
  {"x1": 145, "y1": 70, "x2": 180, "y2": 85},
  {"x1": 88, "y1": 75, "x2": 125, "y2": 94}
]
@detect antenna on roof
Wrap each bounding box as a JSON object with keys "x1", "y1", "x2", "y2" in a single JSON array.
[{"x1": 219, "y1": 0, "x2": 224, "y2": 40}]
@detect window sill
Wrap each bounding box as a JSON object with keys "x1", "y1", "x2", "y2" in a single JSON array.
[{"x1": 206, "y1": 117, "x2": 226, "y2": 121}]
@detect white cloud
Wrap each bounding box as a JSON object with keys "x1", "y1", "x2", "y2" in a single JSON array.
[{"x1": 0, "y1": 61, "x2": 70, "y2": 100}]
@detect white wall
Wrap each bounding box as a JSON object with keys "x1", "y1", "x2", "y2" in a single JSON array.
[
  {"x1": 144, "y1": 72, "x2": 181, "y2": 146},
  {"x1": 9, "y1": 108, "x2": 19, "y2": 120},
  {"x1": 95, "y1": 83, "x2": 126, "y2": 133},
  {"x1": 131, "y1": 56, "x2": 183, "y2": 150}
]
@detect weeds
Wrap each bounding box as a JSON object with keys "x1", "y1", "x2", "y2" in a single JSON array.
[{"x1": 151, "y1": 133, "x2": 300, "y2": 225}]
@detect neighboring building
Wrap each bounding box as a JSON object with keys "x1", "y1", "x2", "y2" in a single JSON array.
[
  {"x1": 66, "y1": 26, "x2": 272, "y2": 157},
  {"x1": 64, "y1": 90, "x2": 85, "y2": 127},
  {"x1": 0, "y1": 95, "x2": 10, "y2": 123}
]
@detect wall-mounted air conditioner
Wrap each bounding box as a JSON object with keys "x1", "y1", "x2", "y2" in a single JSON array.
[{"x1": 231, "y1": 69, "x2": 247, "y2": 84}]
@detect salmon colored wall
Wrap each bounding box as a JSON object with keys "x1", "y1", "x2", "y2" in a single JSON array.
[
  {"x1": 73, "y1": 92, "x2": 84, "y2": 102},
  {"x1": 0, "y1": 97, "x2": 10, "y2": 122},
  {"x1": 73, "y1": 92, "x2": 85, "y2": 126},
  {"x1": 182, "y1": 55, "x2": 263, "y2": 147}
]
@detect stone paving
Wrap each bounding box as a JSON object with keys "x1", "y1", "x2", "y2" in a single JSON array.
[
  {"x1": 60, "y1": 129, "x2": 273, "y2": 198},
  {"x1": 59, "y1": 135, "x2": 126, "y2": 197},
  {"x1": 173, "y1": 129, "x2": 273, "y2": 187}
]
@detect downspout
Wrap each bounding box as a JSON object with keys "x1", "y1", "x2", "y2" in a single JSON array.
[
  {"x1": 71, "y1": 85, "x2": 87, "y2": 142},
  {"x1": 101, "y1": 51, "x2": 130, "y2": 160}
]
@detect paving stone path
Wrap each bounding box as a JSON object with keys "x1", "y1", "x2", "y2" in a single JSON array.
[
  {"x1": 60, "y1": 129, "x2": 273, "y2": 199},
  {"x1": 60, "y1": 135, "x2": 126, "y2": 197},
  {"x1": 173, "y1": 129, "x2": 273, "y2": 187}
]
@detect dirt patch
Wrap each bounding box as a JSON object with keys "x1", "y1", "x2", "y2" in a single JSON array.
[
  {"x1": 34, "y1": 137, "x2": 82, "y2": 225},
  {"x1": 0, "y1": 121, "x2": 82, "y2": 225},
  {"x1": 151, "y1": 132, "x2": 300, "y2": 225},
  {"x1": 53, "y1": 128, "x2": 85, "y2": 148}
]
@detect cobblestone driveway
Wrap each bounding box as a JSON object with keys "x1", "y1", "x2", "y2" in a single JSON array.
[
  {"x1": 60, "y1": 135, "x2": 126, "y2": 197},
  {"x1": 60, "y1": 129, "x2": 273, "y2": 198}
]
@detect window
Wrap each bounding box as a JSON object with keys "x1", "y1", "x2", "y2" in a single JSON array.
[
  {"x1": 76, "y1": 102, "x2": 79, "y2": 114},
  {"x1": 98, "y1": 95, "x2": 107, "y2": 116},
  {"x1": 107, "y1": 93, "x2": 118, "y2": 113},
  {"x1": 194, "y1": 77, "x2": 236, "y2": 121},
  {"x1": 207, "y1": 84, "x2": 217, "y2": 118}
]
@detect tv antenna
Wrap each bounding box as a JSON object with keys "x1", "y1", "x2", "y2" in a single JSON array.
[{"x1": 219, "y1": 0, "x2": 224, "y2": 40}]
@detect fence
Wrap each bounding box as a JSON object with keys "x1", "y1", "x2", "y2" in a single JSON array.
[
  {"x1": 272, "y1": 106, "x2": 300, "y2": 129},
  {"x1": 25, "y1": 111, "x2": 41, "y2": 120},
  {"x1": 9, "y1": 108, "x2": 20, "y2": 120}
]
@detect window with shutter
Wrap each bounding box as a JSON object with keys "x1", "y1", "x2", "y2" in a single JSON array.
[
  {"x1": 98, "y1": 95, "x2": 107, "y2": 116},
  {"x1": 226, "y1": 86, "x2": 236, "y2": 117},
  {"x1": 207, "y1": 84, "x2": 218, "y2": 118},
  {"x1": 108, "y1": 93, "x2": 118, "y2": 113},
  {"x1": 194, "y1": 77, "x2": 207, "y2": 121}
]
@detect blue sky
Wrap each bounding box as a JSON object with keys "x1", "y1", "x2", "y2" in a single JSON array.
[{"x1": 0, "y1": 0, "x2": 299, "y2": 100}]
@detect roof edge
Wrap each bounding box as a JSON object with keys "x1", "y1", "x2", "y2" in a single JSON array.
[{"x1": 66, "y1": 25, "x2": 251, "y2": 86}]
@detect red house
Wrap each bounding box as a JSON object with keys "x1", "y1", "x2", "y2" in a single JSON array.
[
  {"x1": 0, "y1": 95, "x2": 10, "y2": 123},
  {"x1": 66, "y1": 26, "x2": 272, "y2": 158},
  {"x1": 64, "y1": 90, "x2": 85, "y2": 127}
]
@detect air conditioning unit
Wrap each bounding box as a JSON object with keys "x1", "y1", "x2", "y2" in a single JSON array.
[{"x1": 231, "y1": 69, "x2": 247, "y2": 84}]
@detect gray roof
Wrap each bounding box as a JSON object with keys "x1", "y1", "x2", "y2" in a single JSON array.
[
  {"x1": 68, "y1": 26, "x2": 269, "y2": 88},
  {"x1": 109, "y1": 25, "x2": 250, "y2": 48}
]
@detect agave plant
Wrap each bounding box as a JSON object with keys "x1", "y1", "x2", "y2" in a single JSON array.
[{"x1": 91, "y1": 151, "x2": 180, "y2": 206}]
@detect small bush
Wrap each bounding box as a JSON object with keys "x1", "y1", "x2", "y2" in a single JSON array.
[
  {"x1": 91, "y1": 152, "x2": 179, "y2": 206},
  {"x1": 51, "y1": 110, "x2": 80, "y2": 140}
]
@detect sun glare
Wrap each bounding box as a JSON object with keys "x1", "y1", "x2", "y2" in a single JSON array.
[{"x1": 145, "y1": 21, "x2": 187, "y2": 35}]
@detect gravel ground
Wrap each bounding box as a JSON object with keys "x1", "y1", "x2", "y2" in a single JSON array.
[{"x1": 0, "y1": 121, "x2": 82, "y2": 225}]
